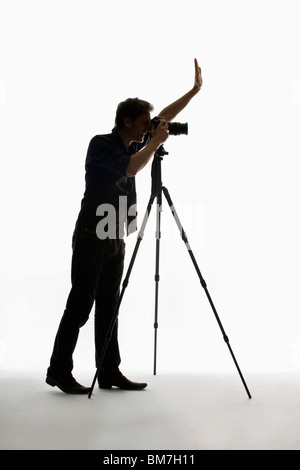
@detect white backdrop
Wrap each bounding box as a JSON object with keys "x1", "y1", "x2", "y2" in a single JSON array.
[{"x1": 1, "y1": 0, "x2": 300, "y2": 378}]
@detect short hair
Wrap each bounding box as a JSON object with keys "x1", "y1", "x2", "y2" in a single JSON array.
[{"x1": 115, "y1": 98, "x2": 154, "y2": 130}]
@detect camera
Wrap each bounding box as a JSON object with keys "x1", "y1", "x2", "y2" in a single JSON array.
[{"x1": 151, "y1": 117, "x2": 188, "y2": 136}]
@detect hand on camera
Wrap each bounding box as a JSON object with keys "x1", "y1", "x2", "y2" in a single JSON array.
[{"x1": 151, "y1": 119, "x2": 169, "y2": 145}]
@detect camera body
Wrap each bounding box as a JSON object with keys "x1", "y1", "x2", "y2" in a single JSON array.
[{"x1": 151, "y1": 117, "x2": 188, "y2": 136}]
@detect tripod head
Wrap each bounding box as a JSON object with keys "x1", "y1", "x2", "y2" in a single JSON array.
[{"x1": 155, "y1": 145, "x2": 168, "y2": 158}]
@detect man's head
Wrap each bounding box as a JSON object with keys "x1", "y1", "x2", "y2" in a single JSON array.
[
  {"x1": 115, "y1": 98, "x2": 154, "y2": 130},
  {"x1": 115, "y1": 98, "x2": 153, "y2": 145}
]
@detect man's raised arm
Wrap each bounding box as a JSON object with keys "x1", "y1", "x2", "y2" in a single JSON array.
[{"x1": 158, "y1": 58, "x2": 202, "y2": 122}]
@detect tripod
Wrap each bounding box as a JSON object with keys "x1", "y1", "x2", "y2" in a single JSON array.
[{"x1": 88, "y1": 147, "x2": 252, "y2": 399}]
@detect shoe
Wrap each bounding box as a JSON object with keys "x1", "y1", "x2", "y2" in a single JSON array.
[
  {"x1": 46, "y1": 374, "x2": 91, "y2": 394},
  {"x1": 98, "y1": 369, "x2": 147, "y2": 390}
]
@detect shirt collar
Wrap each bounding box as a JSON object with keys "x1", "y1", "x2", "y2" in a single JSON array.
[{"x1": 111, "y1": 126, "x2": 130, "y2": 152}]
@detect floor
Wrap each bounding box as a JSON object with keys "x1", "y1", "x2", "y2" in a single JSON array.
[{"x1": 1, "y1": 370, "x2": 300, "y2": 451}]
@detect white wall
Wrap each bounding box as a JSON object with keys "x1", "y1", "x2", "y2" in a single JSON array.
[{"x1": 1, "y1": 0, "x2": 300, "y2": 377}]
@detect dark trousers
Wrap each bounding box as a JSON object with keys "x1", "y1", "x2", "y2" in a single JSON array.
[{"x1": 48, "y1": 230, "x2": 125, "y2": 378}]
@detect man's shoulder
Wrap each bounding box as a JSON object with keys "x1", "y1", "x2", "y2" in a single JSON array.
[
  {"x1": 89, "y1": 128, "x2": 120, "y2": 147},
  {"x1": 87, "y1": 132, "x2": 115, "y2": 153},
  {"x1": 90, "y1": 132, "x2": 113, "y2": 143}
]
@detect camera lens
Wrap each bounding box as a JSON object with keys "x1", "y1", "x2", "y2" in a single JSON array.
[
  {"x1": 168, "y1": 122, "x2": 188, "y2": 136},
  {"x1": 151, "y1": 117, "x2": 188, "y2": 136}
]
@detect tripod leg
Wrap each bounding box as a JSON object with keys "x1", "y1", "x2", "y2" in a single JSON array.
[
  {"x1": 88, "y1": 194, "x2": 155, "y2": 398},
  {"x1": 162, "y1": 186, "x2": 252, "y2": 399},
  {"x1": 153, "y1": 197, "x2": 162, "y2": 375}
]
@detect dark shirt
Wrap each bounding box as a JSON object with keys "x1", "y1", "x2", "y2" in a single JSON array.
[{"x1": 75, "y1": 127, "x2": 149, "y2": 238}]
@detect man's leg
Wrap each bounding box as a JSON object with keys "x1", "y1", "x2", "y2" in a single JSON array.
[
  {"x1": 94, "y1": 239, "x2": 124, "y2": 374},
  {"x1": 47, "y1": 233, "x2": 103, "y2": 393},
  {"x1": 95, "y1": 239, "x2": 147, "y2": 390}
]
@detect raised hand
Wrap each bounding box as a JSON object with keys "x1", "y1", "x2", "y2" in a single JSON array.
[{"x1": 193, "y1": 58, "x2": 202, "y2": 92}]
